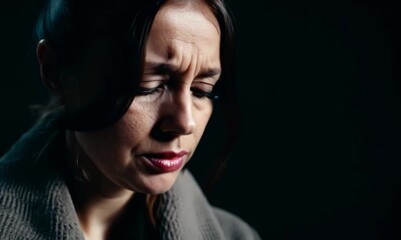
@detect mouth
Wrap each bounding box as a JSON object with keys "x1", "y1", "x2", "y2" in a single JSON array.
[{"x1": 140, "y1": 151, "x2": 187, "y2": 173}]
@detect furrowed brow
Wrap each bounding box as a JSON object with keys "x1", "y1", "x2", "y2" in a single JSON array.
[
  {"x1": 143, "y1": 62, "x2": 177, "y2": 74},
  {"x1": 196, "y1": 68, "x2": 221, "y2": 79},
  {"x1": 144, "y1": 61, "x2": 221, "y2": 80}
]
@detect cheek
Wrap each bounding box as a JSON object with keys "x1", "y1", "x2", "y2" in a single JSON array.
[
  {"x1": 75, "y1": 130, "x2": 116, "y2": 166},
  {"x1": 194, "y1": 108, "x2": 213, "y2": 140},
  {"x1": 118, "y1": 101, "x2": 158, "y2": 143},
  {"x1": 76, "y1": 104, "x2": 157, "y2": 160}
]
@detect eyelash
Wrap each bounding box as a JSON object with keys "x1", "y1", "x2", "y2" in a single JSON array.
[{"x1": 135, "y1": 83, "x2": 216, "y2": 100}]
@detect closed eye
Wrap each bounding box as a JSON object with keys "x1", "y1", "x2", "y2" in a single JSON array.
[
  {"x1": 191, "y1": 87, "x2": 216, "y2": 99},
  {"x1": 135, "y1": 82, "x2": 167, "y2": 96},
  {"x1": 135, "y1": 79, "x2": 218, "y2": 100}
]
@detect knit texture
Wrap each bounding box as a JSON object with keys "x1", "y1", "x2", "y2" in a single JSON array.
[
  {"x1": 0, "y1": 121, "x2": 83, "y2": 240},
  {"x1": 0, "y1": 117, "x2": 262, "y2": 240}
]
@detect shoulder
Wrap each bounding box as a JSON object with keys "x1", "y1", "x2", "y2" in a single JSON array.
[
  {"x1": 212, "y1": 206, "x2": 262, "y2": 240},
  {"x1": 0, "y1": 112, "x2": 63, "y2": 167},
  {"x1": 0, "y1": 114, "x2": 62, "y2": 187}
]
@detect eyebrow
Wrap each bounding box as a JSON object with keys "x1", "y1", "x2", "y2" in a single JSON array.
[
  {"x1": 196, "y1": 68, "x2": 221, "y2": 79},
  {"x1": 144, "y1": 61, "x2": 221, "y2": 79},
  {"x1": 143, "y1": 62, "x2": 176, "y2": 75}
]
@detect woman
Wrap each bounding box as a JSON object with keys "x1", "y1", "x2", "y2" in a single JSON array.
[{"x1": 0, "y1": 0, "x2": 261, "y2": 239}]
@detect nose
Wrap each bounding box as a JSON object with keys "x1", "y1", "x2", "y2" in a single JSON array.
[{"x1": 159, "y1": 90, "x2": 196, "y2": 136}]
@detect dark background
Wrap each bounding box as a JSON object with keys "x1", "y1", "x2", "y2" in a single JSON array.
[{"x1": 1, "y1": 1, "x2": 401, "y2": 239}]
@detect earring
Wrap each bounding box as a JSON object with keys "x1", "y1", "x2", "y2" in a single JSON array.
[{"x1": 75, "y1": 151, "x2": 90, "y2": 182}]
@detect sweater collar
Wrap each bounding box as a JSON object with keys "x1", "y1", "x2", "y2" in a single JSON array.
[{"x1": 157, "y1": 170, "x2": 226, "y2": 240}]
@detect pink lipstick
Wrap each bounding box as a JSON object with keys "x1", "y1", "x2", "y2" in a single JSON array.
[{"x1": 141, "y1": 151, "x2": 187, "y2": 173}]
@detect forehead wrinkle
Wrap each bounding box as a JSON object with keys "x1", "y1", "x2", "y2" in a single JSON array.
[
  {"x1": 167, "y1": 38, "x2": 197, "y2": 57},
  {"x1": 164, "y1": 38, "x2": 220, "y2": 79},
  {"x1": 145, "y1": 1, "x2": 221, "y2": 79},
  {"x1": 164, "y1": 40, "x2": 196, "y2": 74}
]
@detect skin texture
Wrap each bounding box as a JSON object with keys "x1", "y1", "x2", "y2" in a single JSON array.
[
  {"x1": 74, "y1": 0, "x2": 221, "y2": 196},
  {"x1": 38, "y1": 1, "x2": 222, "y2": 238}
]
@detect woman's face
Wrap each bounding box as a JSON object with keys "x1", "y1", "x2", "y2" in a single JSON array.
[{"x1": 74, "y1": 1, "x2": 221, "y2": 195}]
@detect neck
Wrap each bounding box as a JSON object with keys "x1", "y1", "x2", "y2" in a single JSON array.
[
  {"x1": 76, "y1": 191, "x2": 134, "y2": 239},
  {"x1": 64, "y1": 130, "x2": 135, "y2": 239},
  {"x1": 71, "y1": 177, "x2": 134, "y2": 237}
]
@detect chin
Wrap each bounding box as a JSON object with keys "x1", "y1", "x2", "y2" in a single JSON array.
[
  {"x1": 141, "y1": 182, "x2": 175, "y2": 195},
  {"x1": 135, "y1": 172, "x2": 179, "y2": 195}
]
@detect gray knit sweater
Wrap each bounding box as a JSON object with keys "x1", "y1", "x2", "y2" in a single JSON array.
[{"x1": 0, "y1": 118, "x2": 261, "y2": 240}]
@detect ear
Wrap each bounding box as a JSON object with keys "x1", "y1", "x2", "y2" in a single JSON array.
[{"x1": 36, "y1": 39, "x2": 61, "y2": 94}]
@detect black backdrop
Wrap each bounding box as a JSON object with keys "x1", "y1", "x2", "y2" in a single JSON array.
[{"x1": 1, "y1": 1, "x2": 401, "y2": 239}]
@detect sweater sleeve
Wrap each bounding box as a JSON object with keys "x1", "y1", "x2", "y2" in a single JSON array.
[{"x1": 212, "y1": 207, "x2": 263, "y2": 240}]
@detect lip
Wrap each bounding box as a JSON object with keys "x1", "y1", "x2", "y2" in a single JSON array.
[{"x1": 140, "y1": 151, "x2": 187, "y2": 173}]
